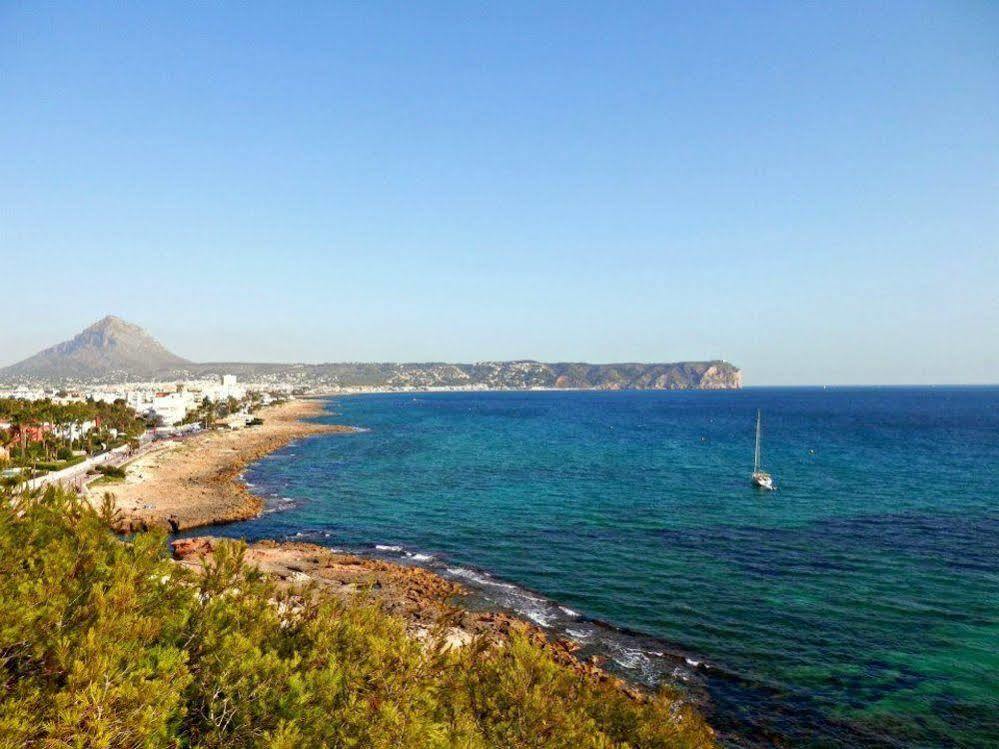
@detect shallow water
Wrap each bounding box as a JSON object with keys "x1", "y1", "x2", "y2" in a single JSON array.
[{"x1": 210, "y1": 388, "x2": 998, "y2": 747}]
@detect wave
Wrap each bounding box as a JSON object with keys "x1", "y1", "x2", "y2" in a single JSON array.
[
  {"x1": 431, "y1": 563, "x2": 700, "y2": 692},
  {"x1": 445, "y1": 566, "x2": 517, "y2": 590},
  {"x1": 291, "y1": 530, "x2": 333, "y2": 541}
]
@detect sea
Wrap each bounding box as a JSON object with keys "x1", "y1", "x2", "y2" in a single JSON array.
[{"x1": 200, "y1": 387, "x2": 998, "y2": 747}]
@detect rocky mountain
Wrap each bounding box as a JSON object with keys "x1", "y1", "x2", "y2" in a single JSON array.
[
  {"x1": 0, "y1": 316, "x2": 190, "y2": 381},
  {"x1": 1, "y1": 317, "x2": 742, "y2": 390}
]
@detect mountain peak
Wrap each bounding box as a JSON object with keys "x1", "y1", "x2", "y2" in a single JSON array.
[
  {"x1": 83, "y1": 315, "x2": 148, "y2": 340},
  {"x1": 1, "y1": 316, "x2": 190, "y2": 381},
  {"x1": 89, "y1": 314, "x2": 128, "y2": 329}
]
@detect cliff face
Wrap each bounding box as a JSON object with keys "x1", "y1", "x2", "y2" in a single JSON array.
[
  {"x1": 697, "y1": 363, "x2": 743, "y2": 390},
  {"x1": 545, "y1": 361, "x2": 741, "y2": 390}
]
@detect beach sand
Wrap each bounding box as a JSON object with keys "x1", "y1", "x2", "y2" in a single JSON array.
[{"x1": 87, "y1": 399, "x2": 351, "y2": 532}]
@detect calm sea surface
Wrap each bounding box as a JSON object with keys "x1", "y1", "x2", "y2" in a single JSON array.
[{"x1": 205, "y1": 388, "x2": 998, "y2": 747}]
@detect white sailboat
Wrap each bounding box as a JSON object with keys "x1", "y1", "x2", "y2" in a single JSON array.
[{"x1": 751, "y1": 410, "x2": 775, "y2": 490}]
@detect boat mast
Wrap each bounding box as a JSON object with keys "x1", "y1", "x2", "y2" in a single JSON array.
[{"x1": 754, "y1": 410, "x2": 762, "y2": 473}]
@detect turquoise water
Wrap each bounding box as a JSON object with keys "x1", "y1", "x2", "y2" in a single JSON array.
[{"x1": 211, "y1": 388, "x2": 998, "y2": 746}]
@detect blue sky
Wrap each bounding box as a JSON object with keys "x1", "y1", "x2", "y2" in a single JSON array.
[{"x1": 1, "y1": 2, "x2": 996, "y2": 384}]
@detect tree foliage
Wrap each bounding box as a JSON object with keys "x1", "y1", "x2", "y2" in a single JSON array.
[
  {"x1": 0, "y1": 398, "x2": 145, "y2": 467},
  {"x1": 0, "y1": 398, "x2": 143, "y2": 436},
  {"x1": 0, "y1": 489, "x2": 715, "y2": 749}
]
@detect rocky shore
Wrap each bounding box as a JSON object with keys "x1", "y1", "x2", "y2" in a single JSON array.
[
  {"x1": 88, "y1": 399, "x2": 351, "y2": 532},
  {"x1": 105, "y1": 396, "x2": 691, "y2": 712},
  {"x1": 171, "y1": 536, "x2": 646, "y2": 700}
]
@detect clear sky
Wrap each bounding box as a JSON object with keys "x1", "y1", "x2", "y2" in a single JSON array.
[{"x1": 2, "y1": 2, "x2": 996, "y2": 384}]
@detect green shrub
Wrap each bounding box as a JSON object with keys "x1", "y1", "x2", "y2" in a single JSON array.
[
  {"x1": 0, "y1": 488, "x2": 715, "y2": 748},
  {"x1": 35, "y1": 456, "x2": 87, "y2": 472},
  {"x1": 95, "y1": 464, "x2": 126, "y2": 479}
]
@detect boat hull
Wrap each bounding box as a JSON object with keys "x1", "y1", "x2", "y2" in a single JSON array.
[{"x1": 752, "y1": 472, "x2": 775, "y2": 491}]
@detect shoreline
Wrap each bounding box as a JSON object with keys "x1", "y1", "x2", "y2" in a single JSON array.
[
  {"x1": 100, "y1": 397, "x2": 693, "y2": 696},
  {"x1": 88, "y1": 398, "x2": 352, "y2": 532},
  {"x1": 169, "y1": 535, "x2": 639, "y2": 695},
  {"x1": 97, "y1": 395, "x2": 716, "y2": 733}
]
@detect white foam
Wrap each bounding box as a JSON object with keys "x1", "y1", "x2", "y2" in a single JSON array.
[
  {"x1": 684, "y1": 657, "x2": 701, "y2": 668},
  {"x1": 524, "y1": 609, "x2": 552, "y2": 627},
  {"x1": 408, "y1": 553, "x2": 434, "y2": 561},
  {"x1": 445, "y1": 567, "x2": 517, "y2": 589},
  {"x1": 558, "y1": 606, "x2": 579, "y2": 617},
  {"x1": 375, "y1": 544, "x2": 403, "y2": 552},
  {"x1": 611, "y1": 648, "x2": 651, "y2": 670}
]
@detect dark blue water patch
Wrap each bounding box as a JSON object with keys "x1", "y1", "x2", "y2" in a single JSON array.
[
  {"x1": 200, "y1": 387, "x2": 998, "y2": 748},
  {"x1": 655, "y1": 509, "x2": 999, "y2": 579}
]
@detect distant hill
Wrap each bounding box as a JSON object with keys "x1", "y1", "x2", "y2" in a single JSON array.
[
  {"x1": 173, "y1": 360, "x2": 742, "y2": 390},
  {"x1": 0, "y1": 317, "x2": 742, "y2": 390},
  {"x1": 1, "y1": 316, "x2": 190, "y2": 381}
]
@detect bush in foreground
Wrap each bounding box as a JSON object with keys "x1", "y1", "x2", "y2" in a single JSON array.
[
  {"x1": 95, "y1": 464, "x2": 127, "y2": 479},
  {"x1": 0, "y1": 489, "x2": 714, "y2": 748}
]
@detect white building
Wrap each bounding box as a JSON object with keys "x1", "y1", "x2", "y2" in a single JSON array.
[
  {"x1": 150, "y1": 392, "x2": 194, "y2": 426},
  {"x1": 52, "y1": 420, "x2": 99, "y2": 441}
]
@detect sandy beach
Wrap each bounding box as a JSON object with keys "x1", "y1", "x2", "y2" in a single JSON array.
[{"x1": 87, "y1": 399, "x2": 352, "y2": 532}]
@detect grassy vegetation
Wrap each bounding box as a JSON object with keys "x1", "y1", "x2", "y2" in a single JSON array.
[
  {"x1": 32, "y1": 455, "x2": 87, "y2": 473},
  {"x1": 89, "y1": 473, "x2": 127, "y2": 486},
  {"x1": 0, "y1": 488, "x2": 715, "y2": 748},
  {"x1": 94, "y1": 464, "x2": 128, "y2": 479}
]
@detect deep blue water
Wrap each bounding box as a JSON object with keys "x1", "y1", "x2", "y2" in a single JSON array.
[{"x1": 206, "y1": 388, "x2": 998, "y2": 747}]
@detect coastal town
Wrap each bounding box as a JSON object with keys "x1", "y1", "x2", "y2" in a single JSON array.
[
  {"x1": 0, "y1": 374, "x2": 295, "y2": 492},
  {"x1": 0, "y1": 315, "x2": 741, "y2": 499}
]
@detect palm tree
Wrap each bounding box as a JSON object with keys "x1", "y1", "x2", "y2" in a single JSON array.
[
  {"x1": 10, "y1": 412, "x2": 29, "y2": 462},
  {"x1": 201, "y1": 397, "x2": 216, "y2": 430},
  {"x1": 0, "y1": 428, "x2": 13, "y2": 468}
]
